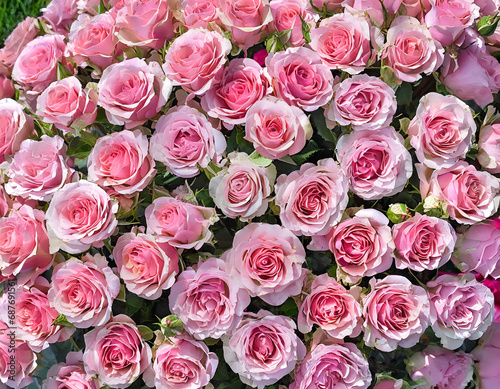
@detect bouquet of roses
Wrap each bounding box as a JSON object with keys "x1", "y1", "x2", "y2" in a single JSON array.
[{"x1": 0, "y1": 0, "x2": 499, "y2": 387}]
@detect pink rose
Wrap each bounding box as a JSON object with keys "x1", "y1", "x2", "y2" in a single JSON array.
[
  {"x1": 83, "y1": 315, "x2": 152, "y2": 388},
  {"x1": 381, "y1": 16, "x2": 444, "y2": 83},
  {"x1": 48, "y1": 254, "x2": 121, "y2": 328},
  {"x1": 472, "y1": 323, "x2": 500, "y2": 389},
  {"x1": 336, "y1": 127, "x2": 413, "y2": 200},
  {"x1": 209, "y1": 152, "x2": 276, "y2": 221},
  {"x1": 41, "y1": 0, "x2": 78, "y2": 34},
  {"x1": 150, "y1": 105, "x2": 226, "y2": 178},
  {"x1": 480, "y1": 277, "x2": 500, "y2": 322},
  {"x1": 478, "y1": 123, "x2": 500, "y2": 174},
  {"x1": 291, "y1": 342, "x2": 371, "y2": 389},
  {"x1": 363, "y1": 275, "x2": 430, "y2": 352},
  {"x1": 326, "y1": 74, "x2": 397, "y2": 131},
  {"x1": 98, "y1": 58, "x2": 170, "y2": 129},
  {"x1": 44, "y1": 351, "x2": 99, "y2": 389},
  {"x1": 0, "y1": 76, "x2": 14, "y2": 100},
  {"x1": 408, "y1": 93, "x2": 475, "y2": 169},
  {"x1": 402, "y1": 0, "x2": 432, "y2": 18},
  {"x1": 0, "y1": 17, "x2": 39, "y2": 69},
  {"x1": 310, "y1": 12, "x2": 372, "y2": 74},
  {"x1": 87, "y1": 130, "x2": 156, "y2": 195},
  {"x1": 45, "y1": 180, "x2": 118, "y2": 254},
  {"x1": 427, "y1": 273, "x2": 494, "y2": 349},
  {"x1": 114, "y1": 0, "x2": 175, "y2": 50},
  {"x1": 393, "y1": 213, "x2": 456, "y2": 272},
  {"x1": 266, "y1": 47, "x2": 334, "y2": 111},
  {"x1": 222, "y1": 310, "x2": 306, "y2": 388},
  {"x1": 343, "y1": 0, "x2": 402, "y2": 26},
  {"x1": 145, "y1": 196, "x2": 217, "y2": 250},
  {"x1": 311, "y1": 0, "x2": 343, "y2": 11},
  {"x1": 244, "y1": 96, "x2": 312, "y2": 159},
  {"x1": 407, "y1": 345, "x2": 474, "y2": 389},
  {"x1": 417, "y1": 161, "x2": 500, "y2": 224},
  {"x1": 201, "y1": 58, "x2": 272, "y2": 127},
  {"x1": 169, "y1": 257, "x2": 250, "y2": 340},
  {"x1": 0, "y1": 186, "x2": 10, "y2": 217},
  {"x1": 143, "y1": 334, "x2": 218, "y2": 389},
  {"x1": 275, "y1": 158, "x2": 349, "y2": 236},
  {"x1": 182, "y1": 0, "x2": 219, "y2": 29},
  {"x1": 162, "y1": 29, "x2": 231, "y2": 95},
  {"x1": 373, "y1": 379, "x2": 404, "y2": 389},
  {"x1": 0, "y1": 205, "x2": 53, "y2": 286},
  {"x1": 0, "y1": 98, "x2": 34, "y2": 156},
  {"x1": 298, "y1": 274, "x2": 362, "y2": 338},
  {"x1": 113, "y1": 231, "x2": 178, "y2": 300},
  {"x1": 269, "y1": 0, "x2": 317, "y2": 47}
]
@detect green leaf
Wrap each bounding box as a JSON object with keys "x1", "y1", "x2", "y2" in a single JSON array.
[
  {"x1": 248, "y1": 150, "x2": 273, "y2": 167},
  {"x1": 56, "y1": 61, "x2": 73, "y2": 81},
  {"x1": 291, "y1": 139, "x2": 320, "y2": 164},
  {"x1": 278, "y1": 297, "x2": 299, "y2": 317},
  {"x1": 158, "y1": 314, "x2": 184, "y2": 337},
  {"x1": 396, "y1": 82, "x2": 413, "y2": 106},
  {"x1": 196, "y1": 188, "x2": 215, "y2": 208},
  {"x1": 137, "y1": 325, "x2": 154, "y2": 341},
  {"x1": 299, "y1": 15, "x2": 311, "y2": 43},
  {"x1": 125, "y1": 292, "x2": 143, "y2": 316},
  {"x1": 67, "y1": 136, "x2": 93, "y2": 159},
  {"x1": 380, "y1": 65, "x2": 401, "y2": 88},
  {"x1": 478, "y1": 14, "x2": 500, "y2": 37},
  {"x1": 52, "y1": 314, "x2": 75, "y2": 328},
  {"x1": 78, "y1": 130, "x2": 98, "y2": 147},
  {"x1": 311, "y1": 108, "x2": 336, "y2": 144}
]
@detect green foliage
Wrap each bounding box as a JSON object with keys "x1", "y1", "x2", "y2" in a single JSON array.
[{"x1": 0, "y1": 0, "x2": 47, "y2": 45}]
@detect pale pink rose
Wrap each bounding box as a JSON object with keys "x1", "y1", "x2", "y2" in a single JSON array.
[
  {"x1": 309, "y1": 12, "x2": 372, "y2": 74},
  {"x1": 209, "y1": 152, "x2": 275, "y2": 221},
  {"x1": 169, "y1": 257, "x2": 250, "y2": 340},
  {"x1": 408, "y1": 93, "x2": 474, "y2": 169},
  {"x1": 393, "y1": 213, "x2": 456, "y2": 272},
  {"x1": 223, "y1": 223, "x2": 306, "y2": 305},
  {"x1": 326, "y1": 74, "x2": 396, "y2": 131},
  {"x1": 381, "y1": 16, "x2": 444, "y2": 83},
  {"x1": 114, "y1": 0, "x2": 175, "y2": 50},
  {"x1": 113, "y1": 231, "x2": 178, "y2": 300},
  {"x1": 145, "y1": 196, "x2": 217, "y2": 250},
  {"x1": 407, "y1": 345, "x2": 474, "y2": 389},
  {"x1": 266, "y1": 47, "x2": 334, "y2": 111},
  {"x1": 83, "y1": 315, "x2": 152, "y2": 388},
  {"x1": 402, "y1": 0, "x2": 432, "y2": 18},
  {"x1": 143, "y1": 334, "x2": 218, "y2": 389},
  {"x1": 48, "y1": 254, "x2": 121, "y2": 328},
  {"x1": 201, "y1": 58, "x2": 272, "y2": 127},
  {"x1": 0, "y1": 76, "x2": 14, "y2": 99},
  {"x1": 269, "y1": 0, "x2": 317, "y2": 47},
  {"x1": 291, "y1": 342, "x2": 371, "y2": 389},
  {"x1": 182, "y1": 0, "x2": 219, "y2": 28},
  {"x1": 417, "y1": 161, "x2": 500, "y2": 224},
  {"x1": 0, "y1": 17, "x2": 39, "y2": 69},
  {"x1": 45, "y1": 180, "x2": 118, "y2": 254},
  {"x1": 150, "y1": 105, "x2": 226, "y2": 178},
  {"x1": 363, "y1": 275, "x2": 430, "y2": 352},
  {"x1": 98, "y1": 58, "x2": 170, "y2": 129},
  {"x1": 427, "y1": 273, "x2": 494, "y2": 349},
  {"x1": 478, "y1": 123, "x2": 500, "y2": 174},
  {"x1": 275, "y1": 158, "x2": 349, "y2": 236},
  {"x1": 162, "y1": 29, "x2": 231, "y2": 95},
  {"x1": 0, "y1": 98, "x2": 34, "y2": 156},
  {"x1": 5, "y1": 135, "x2": 74, "y2": 201},
  {"x1": 298, "y1": 274, "x2": 362, "y2": 338},
  {"x1": 452, "y1": 222, "x2": 500, "y2": 279},
  {"x1": 342, "y1": 0, "x2": 401, "y2": 26},
  {"x1": 0, "y1": 205, "x2": 53, "y2": 286},
  {"x1": 87, "y1": 130, "x2": 156, "y2": 195},
  {"x1": 41, "y1": 0, "x2": 78, "y2": 34},
  {"x1": 68, "y1": 13, "x2": 120, "y2": 70},
  {"x1": 44, "y1": 351, "x2": 99, "y2": 389},
  {"x1": 217, "y1": 0, "x2": 273, "y2": 50},
  {"x1": 425, "y1": 0, "x2": 480, "y2": 47},
  {"x1": 472, "y1": 323, "x2": 500, "y2": 389},
  {"x1": 336, "y1": 127, "x2": 413, "y2": 200},
  {"x1": 244, "y1": 96, "x2": 312, "y2": 159},
  {"x1": 222, "y1": 310, "x2": 306, "y2": 388}
]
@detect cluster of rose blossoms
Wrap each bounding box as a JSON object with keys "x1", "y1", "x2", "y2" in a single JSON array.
[{"x1": 1, "y1": 0, "x2": 500, "y2": 388}]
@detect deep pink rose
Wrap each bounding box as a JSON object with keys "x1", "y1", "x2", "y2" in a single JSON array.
[
  {"x1": 480, "y1": 277, "x2": 500, "y2": 322},
  {"x1": 182, "y1": 0, "x2": 219, "y2": 29},
  {"x1": 48, "y1": 254, "x2": 121, "y2": 328},
  {"x1": 201, "y1": 58, "x2": 272, "y2": 127},
  {"x1": 145, "y1": 196, "x2": 217, "y2": 250},
  {"x1": 209, "y1": 152, "x2": 275, "y2": 221},
  {"x1": 0, "y1": 98, "x2": 34, "y2": 156},
  {"x1": 0, "y1": 186, "x2": 10, "y2": 217},
  {"x1": 150, "y1": 105, "x2": 226, "y2": 178},
  {"x1": 0, "y1": 17, "x2": 39, "y2": 69},
  {"x1": 310, "y1": 12, "x2": 372, "y2": 74},
  {"x1": 326, "y1": 74, "x2": 396, "y2": 131},
  {"x1": 393, "y1": 213, "x2": 456, "y2": 272},
  {"x1": 269, "y1": 0, "x2": 317, "y2": 47},
  {"x1": 472, "y1": 323, "x2": 500, "y2": 389},
  {"x1": 478, "y1": 123, "x2": 500, "y2": 174},
  {"x1": 44, "y1": 351, "x2": 99, "y2": 389},
  {"x1": 223, "y1": 223, "x2": 306, "y2": 305},
  {"x1": 363, "y1": 275, "x2": 429, "y2": 352},
  {"x1": 274, "y1": 158, "x2": 349, "y2": 236},
  {"x1": 162, "y1": 29, "x2": 231, "y2": 95},
  {"x1": 169, "y1": 257, "x2": 250, "y2": 340},
  {"x1": 336, "y1": 127, "x2": 413, "y2": 200},
  {"x1": 222, "y1": 310, "x2": 306, "y2": 388},
  {"x1": 427, "y1": 273, "x2": 494, "y2": 349},
  {"x1": 143, "y1": 334, "x2": 218, "y2": 389},
  {"x1": 0, "y1": 76, "x2": 14, "y2": 100},
  {"x1": 83, "y1": 315, "x2": 152, "y2": 388},
  {"x1": 41, "y1": 0, "x2": 78, "y2": 34},
  {"x1": 298, "y1": 274, "x2": 362, "y2": 338},
  {"x1": 45, "y1": 180, "x2": 118, "y2": 254},
  {"x1": 98, "y1": 58, "x2": 170, "y2": 129},
  {"x1": 114, "y1": 231, "x2": 179, "y2": 300},
  {"x1": 266, "y1": 47, "x2": 334, "y2": 111}
]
